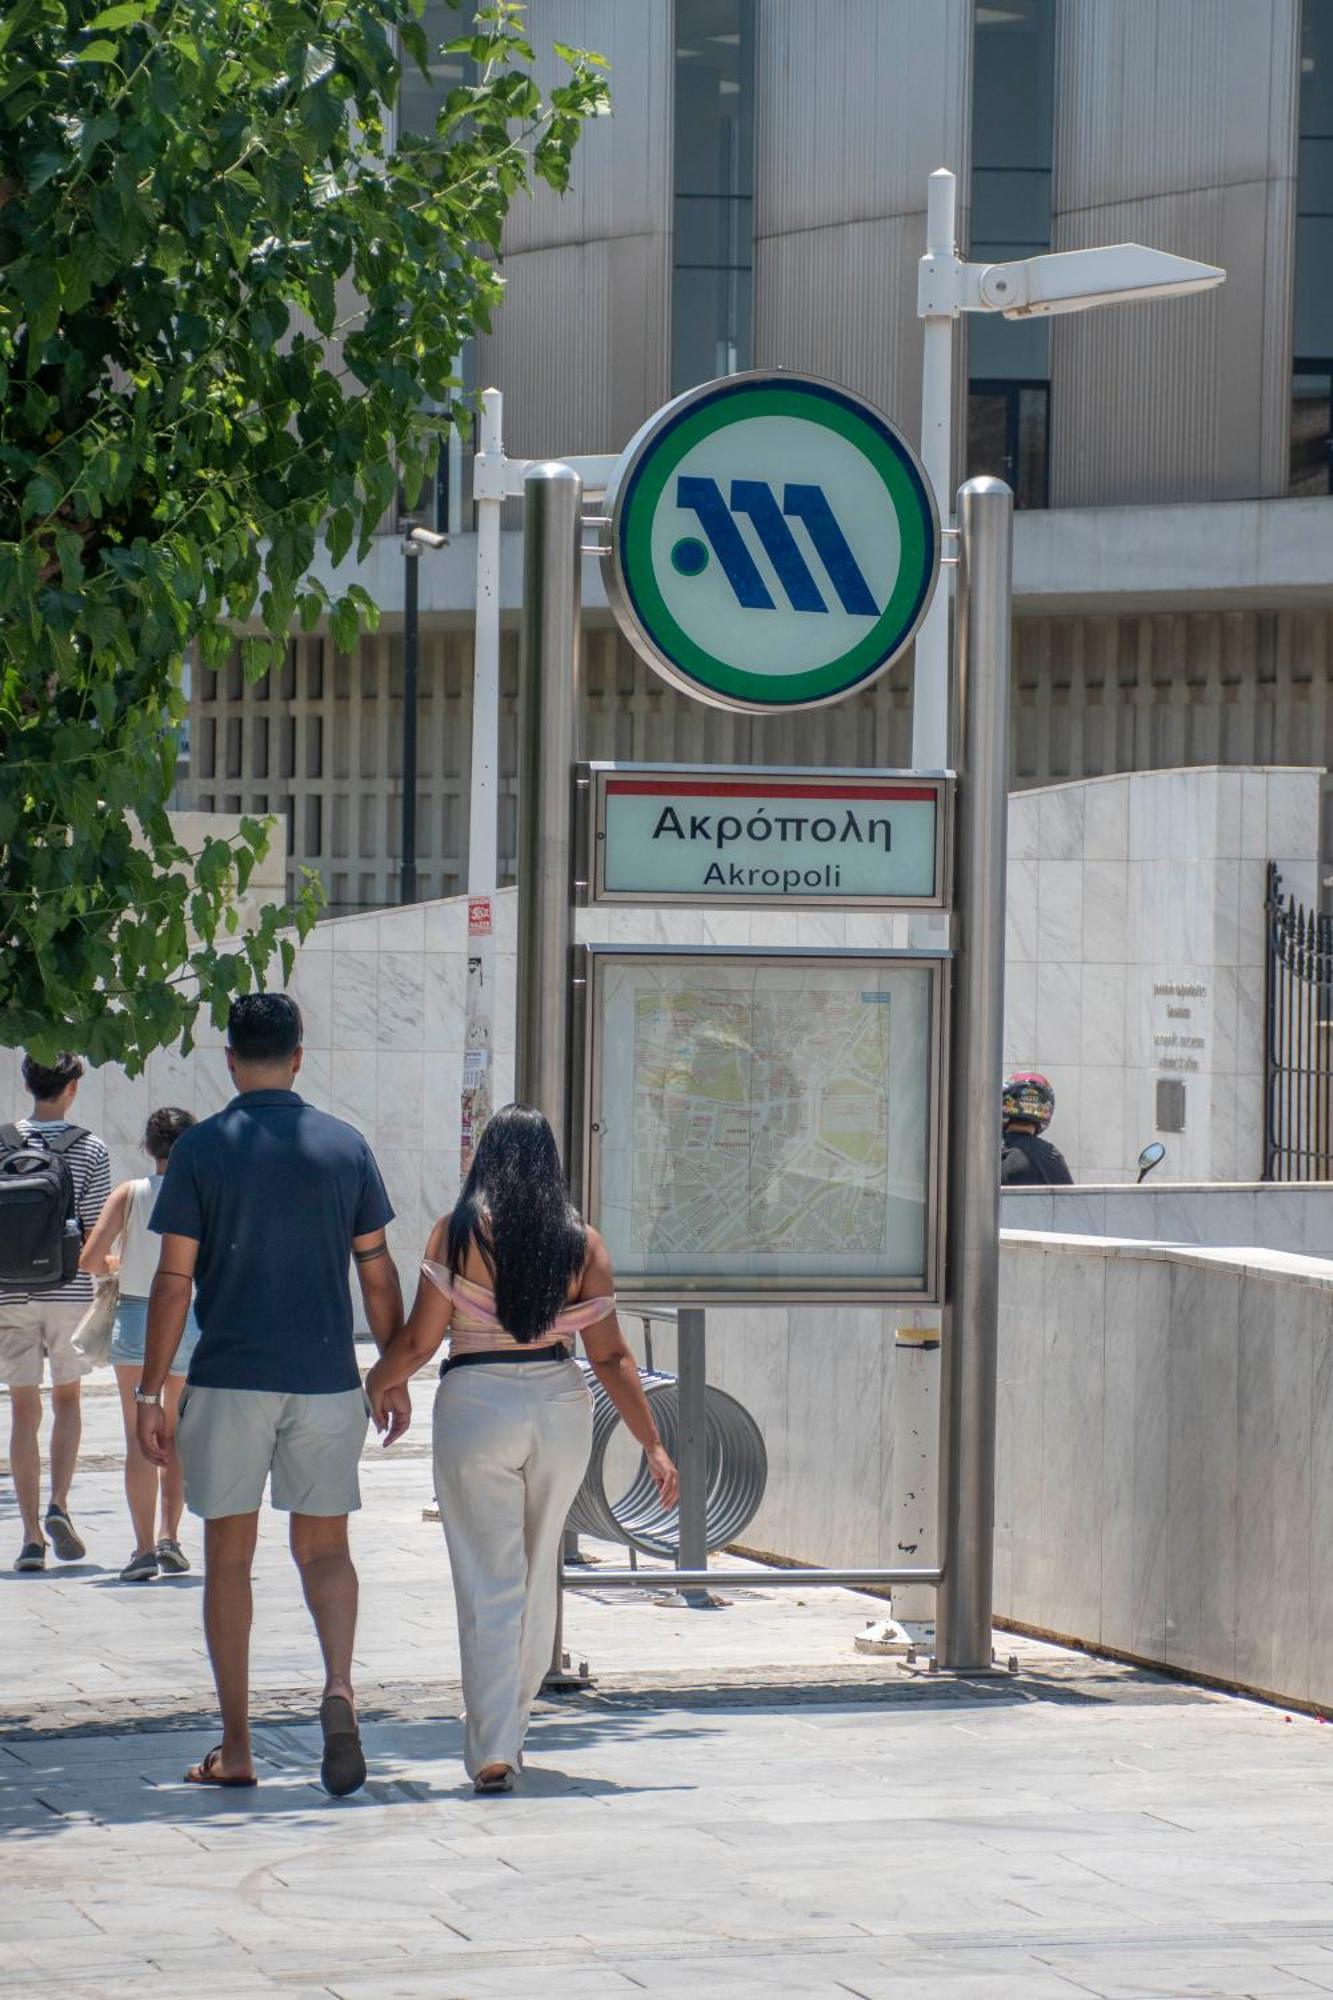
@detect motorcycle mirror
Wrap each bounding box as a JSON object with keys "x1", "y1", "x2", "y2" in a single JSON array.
[{"x1": 1136, "y1": 1141, "x2": 1166, "y2": 1184}]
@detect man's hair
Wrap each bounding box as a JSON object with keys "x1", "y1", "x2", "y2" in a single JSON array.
[
  {"x1": 227, "y1": 993, "x2": 303, "y2": 1063},
  {"x1": 144, "y1": 1105, "x2": 196, "y2": 1163},
  {"x1": 21, "y1": 1051, "x2": 84, "y2": 1100}
]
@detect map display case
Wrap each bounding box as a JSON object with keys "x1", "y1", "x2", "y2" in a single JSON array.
[{"x1": 576, "y1": 947, "x2": 948, "y2": 1304}]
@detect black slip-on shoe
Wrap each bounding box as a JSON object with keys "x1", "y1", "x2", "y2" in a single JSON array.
[
  {"x1": 119, "y1": 1549, "x2": 158, "y2": 1583},
  {"x1": 14, "y1": 1541, "x2": 45, "y2": 1573},
  {"x1": 44, "y1": 1506, "x2": 85, "y2": 1562},
  {"x1": 319, "y1": 1694, "x2": 367, "y2": 1798}
]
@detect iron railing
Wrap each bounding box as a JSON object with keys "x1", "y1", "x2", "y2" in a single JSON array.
[{"x1": 1264, "y1": 862, "x2": 1333, "y2": 1180}]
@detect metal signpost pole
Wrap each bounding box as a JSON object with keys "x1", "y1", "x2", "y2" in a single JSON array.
[
  {"x1": 936, "y1": 476, "x2": 1013, "y2": 1673},
  {"x1": 400, "y1": 530, "x2": 420, "y2": 906},
  {"x1": 675, "y1": 1307, "x2": 713, "y2": 1607},
  {"x1": 461, "y1": 389, "x2": 505, "y2": 1177},
  {"x1": 516, "y1": 461, "x2": 587, "y2": 1690},
  {"x1": 515, "y1": 462, "x2": 583, "y2": 1132}
]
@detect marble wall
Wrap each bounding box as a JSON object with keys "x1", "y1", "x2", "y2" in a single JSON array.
[
  {"x1": 1005, "y1": 766, "x2": 1322, "y2": 1183},
  {"x1": 995, "y1": 1233, "x2": 1333, "y2": 1710},
  {"x1": 1003, "y1": 1182, "x2": 1333, "y2": 1258}
]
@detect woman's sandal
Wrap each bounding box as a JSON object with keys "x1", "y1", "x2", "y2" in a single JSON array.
[
  {"x1": 473, "y1": 1765, "x2": 515, "y2": 1795},
  {"x1": 185, "y1": 1746, "x2": 257, "y2": 1788},
  {"x1": 319, "y1": 1693, "x2": 367, "y2": 1798}
]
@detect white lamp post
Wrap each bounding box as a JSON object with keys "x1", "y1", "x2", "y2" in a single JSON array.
[
  {"x1": 910, "y1": 164, "x2": 1226, "y2": 773},
  {"x1": 882, "y1": 173, "x2": 1226, "y2": 1654}
]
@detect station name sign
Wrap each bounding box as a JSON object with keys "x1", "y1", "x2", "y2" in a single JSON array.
[{"x1": 582, "y1": 765, "x2": 950, "y2": 909}]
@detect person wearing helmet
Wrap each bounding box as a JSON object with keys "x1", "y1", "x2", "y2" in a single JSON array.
[{"x1": 1001, "y1": 1073, "x2": 1073, "y2": 1186}]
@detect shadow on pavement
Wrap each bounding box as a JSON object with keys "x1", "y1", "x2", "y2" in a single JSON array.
[{"x1": 0, "y1": 1707, "x2": 702, "y2": 1840}]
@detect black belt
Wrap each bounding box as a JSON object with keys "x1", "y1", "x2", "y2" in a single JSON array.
[{"x1": 439, "y1": 1344, "x2": 571, "y2": 1379}]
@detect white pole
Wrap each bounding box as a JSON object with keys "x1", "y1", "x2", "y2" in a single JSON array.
[
  {"x1": 460, "y1": 386, "x2": 504, "y2": 1180},
  {"x1": 892, "y1": 168, "x2": 958, "y2": 1641},
  {"x1": 911, "y1": 167, "x2": 957, "y2": 776}
]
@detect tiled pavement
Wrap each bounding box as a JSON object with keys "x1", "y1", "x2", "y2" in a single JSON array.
[{"x1": 6, "y1": 1378, "x2": 1333, "y2": 1999}]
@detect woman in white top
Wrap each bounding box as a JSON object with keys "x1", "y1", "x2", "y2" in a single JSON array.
[{"x1": 81, "y1": 1107, "x2": 201, "y2": 1582}]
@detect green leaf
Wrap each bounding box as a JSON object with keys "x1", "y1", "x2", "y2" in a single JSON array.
[
  {"x1": 328, "y1": 596, "x2": 359, "y2": 654},
  {"x1": 75, "y1": 40, "x2": 120, "y2": 62},
  {"x1": 87, "y1": 2, "x2": 147, "y2": 26}
]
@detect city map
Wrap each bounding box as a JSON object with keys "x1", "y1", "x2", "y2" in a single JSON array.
[{"x1": 629, "y1": 983, "x2": 893, "y2": 1258}]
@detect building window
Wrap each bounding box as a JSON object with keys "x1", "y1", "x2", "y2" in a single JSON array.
[
  {"x1": 1293, "y1": 5, "x2": 1333, "y2": 493},
  {"x1": 671, "y1": 0, "x2": 755, "y2": 395},
  {"x1": 968, "y1": 379, "x2": 1050, "y2": 510},
  {"x1": 397, "y1": 8, "x2": 474, "y2": 530},
  {"x1": 967, "y1": 0, "x2": 1055, "y2": 508},
  {"x1": 1292, "y1": 365, "x2": 1333, "y2": 494},
  {"x1": 396, "y1": 4, "x2": 472, "y2": 145}
]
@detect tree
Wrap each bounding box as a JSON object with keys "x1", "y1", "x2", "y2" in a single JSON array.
[{"x1": 0, "y1": 0, "x2": 606, "y2": 1069}]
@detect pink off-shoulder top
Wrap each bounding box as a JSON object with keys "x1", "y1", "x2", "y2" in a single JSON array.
[{"x1": 421, "y1": 1262, "x2": 617, "y2": 1358}]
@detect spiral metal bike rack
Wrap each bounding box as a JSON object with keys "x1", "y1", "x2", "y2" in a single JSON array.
[{"x1": 567, "y1": 1359, "x2": 768, "y2": 1560}]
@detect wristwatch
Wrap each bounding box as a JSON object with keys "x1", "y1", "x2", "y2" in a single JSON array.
[{"x1": 133, "y1": 1386, "x2": 162, "y2": 1406}]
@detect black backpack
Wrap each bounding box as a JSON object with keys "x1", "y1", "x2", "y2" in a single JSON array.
[{"x1": 0, "y1": 1124, "x2": 88, "y2": 1290}]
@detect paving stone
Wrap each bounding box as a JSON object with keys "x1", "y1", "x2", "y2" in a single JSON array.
[{"x1": 8, "y1": 1382, "x2": 1333, "y2": 1998}]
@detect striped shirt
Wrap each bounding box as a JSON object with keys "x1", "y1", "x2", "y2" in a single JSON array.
[{"x1": 0, "y1": 1120, "x2": 111, "y2": 1307}]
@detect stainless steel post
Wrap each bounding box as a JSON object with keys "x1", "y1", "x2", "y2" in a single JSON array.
[
  {"x1": 517, "y1": 462, "x2": 586, "y2": 1692},
  {"x1": 516, "y1": 463, "x2": 583, "y2": 1136},
  {"x1": 936, "y1": 476, "x2": 1013, "y2": 1673},
  {"x1": 675, "y1": 1307, "x2": 711, "y2": 1603}
]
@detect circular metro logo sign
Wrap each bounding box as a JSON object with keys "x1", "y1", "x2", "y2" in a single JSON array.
[{"x1": 604, "y1": 373, "x2": 939, "y2": 713}]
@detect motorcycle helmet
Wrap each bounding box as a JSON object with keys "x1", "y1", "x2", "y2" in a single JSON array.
[{"x1": 1003, "y1": 1071, "x2": 1055, "y2": 1132}]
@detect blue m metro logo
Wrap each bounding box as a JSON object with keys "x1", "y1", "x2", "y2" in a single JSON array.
[{"x1": 674, "y1": 476, "x2": 880, "y2": 617}]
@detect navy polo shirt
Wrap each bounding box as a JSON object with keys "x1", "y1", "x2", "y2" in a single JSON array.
[{"x1": 150, "y1": 1090, "x2": 394, "y2": 1394}]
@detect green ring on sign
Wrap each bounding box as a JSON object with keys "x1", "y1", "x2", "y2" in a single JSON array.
[{"x1": 615, "y1": 379, "x2": 937, "y2": 709}]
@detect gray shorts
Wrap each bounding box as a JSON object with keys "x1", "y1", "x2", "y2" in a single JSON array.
[
  {"x1": 0, "y1": 1301, "x2": 90, "y2": 1388},
  {"x1": 176, "y1": 1384, "x2": 370, "y2": 1520}
]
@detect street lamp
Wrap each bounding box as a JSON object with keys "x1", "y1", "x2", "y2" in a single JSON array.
[
  {"x1": 399, "y1": 520, "x2": 449, "y2": 907},
  {"x1": 910, "y1": 165, "x2": 1226, "y2": 772}
]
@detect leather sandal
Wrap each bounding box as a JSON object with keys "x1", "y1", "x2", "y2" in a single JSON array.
[{"x1": 185, "y1": 1746, "x2": 257, "y2": 1788}]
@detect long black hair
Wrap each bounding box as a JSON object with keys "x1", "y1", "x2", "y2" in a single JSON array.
[{"x1": 446, "y1": 1104, "x2": 587, "y2": 1343}]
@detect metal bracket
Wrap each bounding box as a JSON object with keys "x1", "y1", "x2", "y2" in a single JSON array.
[
  {"x1": 900, "y1": 1645, "x2": 1019, "y2": 1680},
  {"x1": 541, "y1": 1650, "x2": 595, "y2": 1694}
]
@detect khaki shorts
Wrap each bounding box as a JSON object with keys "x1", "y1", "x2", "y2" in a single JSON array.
[
  {"x1": 176, "y1": 1385, "x2": 370, "y2": 1520},
  {"x1": 0, "y1": 1302, "x2": 90, "y2": 1389}
]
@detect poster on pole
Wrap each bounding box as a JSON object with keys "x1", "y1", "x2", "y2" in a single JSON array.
[
  {"x1": 460, "y1": 898, "x2": 495, "y2": 1180},
  {"x1": 579, "y1": 947, "x2": 946, "y2": 1304}
]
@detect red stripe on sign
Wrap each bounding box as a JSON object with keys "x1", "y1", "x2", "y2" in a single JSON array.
[{"x1": 604, "y1": 780, "x2": 936, "y2": 801}]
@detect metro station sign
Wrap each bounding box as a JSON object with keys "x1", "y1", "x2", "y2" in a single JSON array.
[
  {"x1": 580, "y1": 764, "x2": 950, "y2": 909},
  {"x1": 604, "y1": 372, "x2": 940, "y2": 714}
]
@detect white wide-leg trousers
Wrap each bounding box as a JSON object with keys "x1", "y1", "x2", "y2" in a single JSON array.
[{"x1": 433, "y1": 1359, "x2": 593, "y2": 1779}]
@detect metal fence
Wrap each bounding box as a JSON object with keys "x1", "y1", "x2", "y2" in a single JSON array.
[{"x1": 1264, "y1": 863, "x2": 1333, "y2": 1180}]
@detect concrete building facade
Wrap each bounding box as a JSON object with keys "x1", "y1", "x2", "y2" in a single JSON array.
[{"x1": 183, "y1": 0, "x2": 1333, "y2": 914}]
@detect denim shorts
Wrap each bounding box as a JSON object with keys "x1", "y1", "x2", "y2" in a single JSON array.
[{"x1": 109, "y1": 1295, "x2": 201, "y2": 1375}]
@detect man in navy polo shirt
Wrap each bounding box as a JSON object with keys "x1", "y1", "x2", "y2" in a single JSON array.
[{"x1": 136, "y1": 993, "x2": 408, "y2": 1797}]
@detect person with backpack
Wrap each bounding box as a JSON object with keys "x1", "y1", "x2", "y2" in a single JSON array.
[
  {"x1": 0, "y1": 1052, "x2": 111, "y2": 1573},
  {"x1": 79, "y1": 1107, "x2": 202, "y2": 1582},
  {"x1": 1000, "y1": 1072, "x2": 1073, "y2": 1187}
]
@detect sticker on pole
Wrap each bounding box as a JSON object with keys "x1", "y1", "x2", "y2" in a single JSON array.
[{"x1": 604, "y1": 372, "x2": 939, "y2": 714}]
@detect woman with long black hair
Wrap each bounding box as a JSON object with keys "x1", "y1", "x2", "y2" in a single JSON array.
[{"x1": 366, "y1": 1104, "x2": 677, "y2": 1793}]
